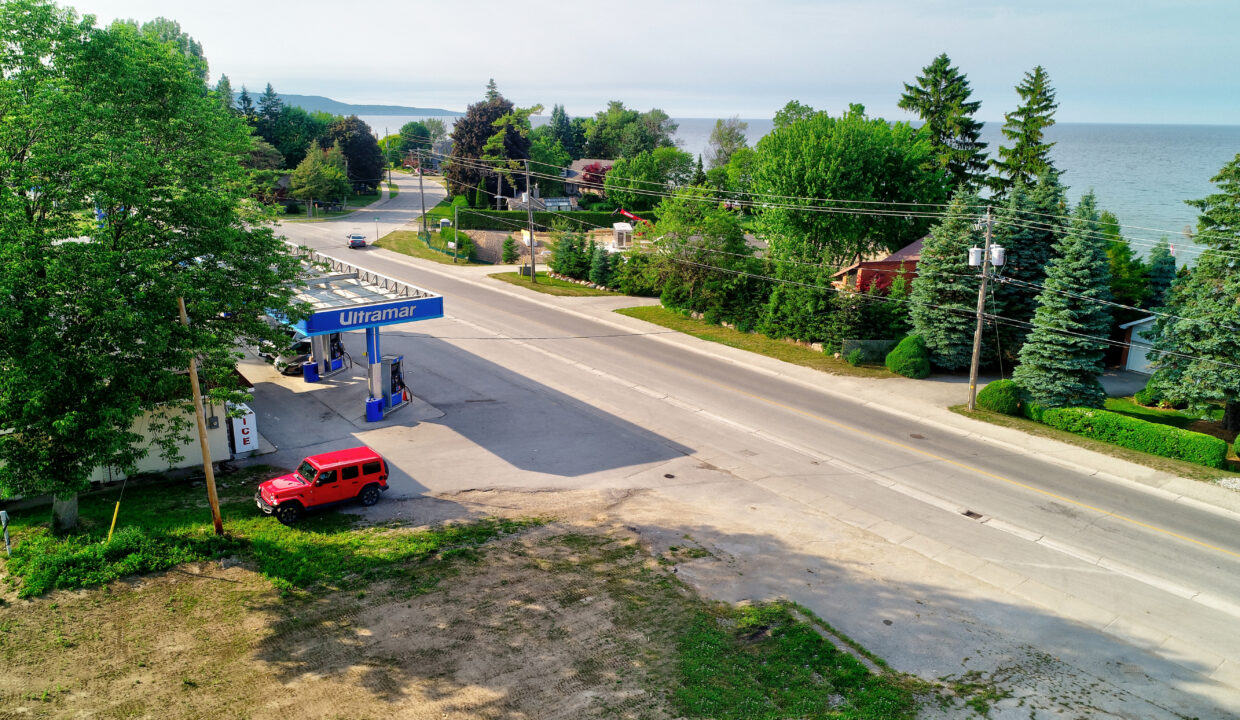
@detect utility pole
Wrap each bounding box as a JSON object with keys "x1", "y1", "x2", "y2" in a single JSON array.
[
  {"x1": 178, "y1": 296, "x2": 223, "y2": 535},
  {"x1": 967, "y1": 206, "x2": 994, "y2": 411},
  {"x1": 417, "y1": 150, "x2": 428, "y2": 239},
  {"x1": 525, "y1": 159, "x2": 537, "y2": 283},
  {"x1": 453, "y1": 200, "x2": 459, "y2": 263}
]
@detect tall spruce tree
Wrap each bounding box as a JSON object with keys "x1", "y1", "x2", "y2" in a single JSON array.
[
  {"x1": 548, "y1": 104, "x2": 578, "y2": 158},
  {"x1": 213, "y1": 74, "x2": 233, "y2": 112},
  {"x1": 236, "y1": 85, "x2": 255, "y2": 123},
  {"x1": 909, "y1": 190, "x2": 991, "y2": 370},
  {"x1": 898, "y1": 53, "x2": 988, "y2": 190},
  {"x1": 1149, "y1": 154, "x2": 1240, "y2": 430},
  {"x1": 992, "y1": 172, "x2": 1068, "y2": 360},
  {"x1": 256, "y1": 82, "x2": 283, "y2": 143},
  {"x1": 1012, "y1": 193, "x2": 1112, "y2": 408},
  {"x1": 990, "y1": 66, "x2": 1059, "y2": 198},
  {"x1": 1145, "y1": 238, "x2": 1177, "y2": 309}
]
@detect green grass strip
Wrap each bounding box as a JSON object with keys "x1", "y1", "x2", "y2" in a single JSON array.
[{"x1": 615, "y1": 305, "x2": 895, "y2": 378}]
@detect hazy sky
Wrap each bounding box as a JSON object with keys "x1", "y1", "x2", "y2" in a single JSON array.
[{"x1": 75, "y1": 0, "x2": 1238, "y2": 124}]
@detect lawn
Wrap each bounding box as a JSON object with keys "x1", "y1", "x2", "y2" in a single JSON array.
[
  {"x1": 490, "y1": 271, "x2": 619, "y2": 296},
  {"x1": 376, "y1": 229, "x2": 489, "y2": 266},
  {"x1": 615, "y1": 305, "x2": 896, "y2": 379},
  {"x1": 0, "y1": 471, "x2": 931, "y2": 718},
  {"x1": 951, "y1": 404, "x2": 1240, "y2": 482}
]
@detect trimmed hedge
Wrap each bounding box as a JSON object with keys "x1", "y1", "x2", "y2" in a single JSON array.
[
  {"x1": 885, "y1": 335, "x2": 931, "y2": 379},
  {"x1": 977, "y1": 379, "x2": 1021, "y2": 416},
  {"x1": 1042, "y1": 407, "x2": 1229, "y2": 468},
  {"x1": 454, "y1": 210, "x2": 625, "y2": 232}
]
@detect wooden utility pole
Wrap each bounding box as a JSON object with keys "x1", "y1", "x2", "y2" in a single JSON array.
[
  {"x1": 417, "y1": 151, "x2": 428, "y2": 238},
  {"x1": 178, "y1": 296, "x2": 224, "y2": 535},
  {"x1": 967, "y1": 207, "x2": 994, "y2": 411},
  {"x1": 525, "y1": 159, "x2": 537, "y2": 283}
]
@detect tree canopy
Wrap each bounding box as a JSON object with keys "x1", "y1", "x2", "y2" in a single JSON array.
[
  {"x1": 0, "y1": 1, "x2": 304, "y2": 522},
  {"x1": 582, "y1": 101, "x2": 678, "y2": 159},
  {"x1": 604, "y1": 147, "x2": 694, "y2": 211},
  {"x1": 706, "y1": 116, "x2": 748, "y2": 170},
  {"x1": 322, "y1": 115, "x2": 384, "y2": 190}
]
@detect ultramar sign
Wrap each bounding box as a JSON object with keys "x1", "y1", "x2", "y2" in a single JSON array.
[{"x1": 299, "y1": 296, "x2": 444, "y2": 336}]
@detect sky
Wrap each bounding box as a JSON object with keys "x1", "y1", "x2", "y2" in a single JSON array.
[{"x1": 73, "y1": 0, "x2": 1239, "y2": 124}]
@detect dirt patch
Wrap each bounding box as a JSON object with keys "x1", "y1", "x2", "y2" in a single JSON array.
[{"x1": 0, "y1": 506, "x2": 689, "y2": 719}]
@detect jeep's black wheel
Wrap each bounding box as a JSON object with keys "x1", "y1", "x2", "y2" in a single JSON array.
[
  {"x1": 275, "y1": 503, "x2": 303, "y2": 525},
  {"x1": 358, "y1": 485, "x2": 381, "y2": 507}
]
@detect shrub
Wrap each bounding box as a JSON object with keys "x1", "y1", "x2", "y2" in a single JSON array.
[
  {"x1": 885, "y1": 335, "x2": 931, "y2": 379},
  {"x1": 846, "y1": 348, "x2": 864, "y2": 366},
  {"x1": 1042, "y1": 407, "x2": 1229, "y2": 468},
  {"x1": 1133, "y1": 387, "x2": 1160, "y2": 407},
  {"x1": 976, "y1": 379, "x2": 1022, "y2": 415},
  {"x1": 284, "y1": 203, "x2": 302, "y2": 215},
  {"x1": 1021, "y1": 400, "x2": 1046, "y2": 423}
]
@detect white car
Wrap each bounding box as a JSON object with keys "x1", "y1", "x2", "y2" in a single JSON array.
[{"x1": 346, "y1": 232, "x2": 367, "y2": 248}]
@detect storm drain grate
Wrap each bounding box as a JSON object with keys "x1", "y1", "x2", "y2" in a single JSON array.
[{"x1": 962, "y1": 510, "x2": 983, "y2": 520}]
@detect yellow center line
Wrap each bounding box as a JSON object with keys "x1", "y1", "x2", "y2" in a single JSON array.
[{"x1": 649, "y1": 354, "x2": 1240, "y2": 561}]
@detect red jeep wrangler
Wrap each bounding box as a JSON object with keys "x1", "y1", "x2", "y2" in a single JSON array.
[{"x1": 256, "y1": 446, "x2": 389, "y2": 525}]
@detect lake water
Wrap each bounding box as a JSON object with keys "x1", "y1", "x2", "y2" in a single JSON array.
[{"x1": 359, "y1": 113, "x2": 1240, "y2": 259}]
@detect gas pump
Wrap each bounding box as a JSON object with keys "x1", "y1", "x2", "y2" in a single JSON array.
[
  {"x1": 380, "y1": 354, "x2": 409, "y2": 413},
  {"x1": 310, "y1": 332, "x2": 348, "y2": 379}
]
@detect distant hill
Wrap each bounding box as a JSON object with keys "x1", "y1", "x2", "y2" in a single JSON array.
[{"x1": 277, "y1": 94, "x2": 461, "y2": 116}]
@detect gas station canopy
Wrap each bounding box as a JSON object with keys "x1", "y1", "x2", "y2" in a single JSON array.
[{"x1": 290, "y1": 257, "x2": 443, "y2": 336}]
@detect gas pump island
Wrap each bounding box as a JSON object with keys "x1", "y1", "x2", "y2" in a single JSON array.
[{"x1": 287, "y1": 264, "x2": 443, "y2": 423}]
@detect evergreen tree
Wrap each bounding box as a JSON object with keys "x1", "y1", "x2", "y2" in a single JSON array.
[
  {"x1": 589, "y1": 244, "x2": 613, "y2": 286},
  {"x1": 213, "y1": 74, "x2": 233, "y2": 112},
  {"x1": 1012, "y1": 193, "x2": 1113, "y2": 409},
  {"x1": 548, "y1": 104, "x2": 578, "y2": 158},
  {"x1": 257, "y1": 83, "x2": 282, "y2": 129},
  {"x1": 473, "y1": 178, "x2": 486, "y2": 209},
  {"x1": 236, "y1": 85, "x2": 255, "y2": 123},
  {"x1": 502, "y1": 235, "x2": 519, "y2": 264},
  {"x1": 992, "y1": 172, "x2": 1068, "y2": 360},
  {"x1": 909, "y1": 190, "x2": 989, "y2": 370},
  {"x1": 1149, "y1": 154, "x2": 1240, "y2": 430},
  {"x1": 898, "y1": 53, "x2": 988, "y2": 190},
  {"x1": 448, "y1": 84, "x2": 514, "y2": 197},
  {"x1": 693, "y1": 155, "x2": 707, "y2": 185},
  {"x1": 485, "y1": 78, "x2": 500, "y2": 101},
  {"x1": 990, "y1": 66, "x2": 1059, "y2": 198},
  {"x1": 1145, "y1": 238, "x2": 1177, "y2": 309}
]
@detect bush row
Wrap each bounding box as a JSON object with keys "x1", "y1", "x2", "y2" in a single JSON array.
[{"x1": 1041, "y1": 407, "x2": 1229, "y2": 469}]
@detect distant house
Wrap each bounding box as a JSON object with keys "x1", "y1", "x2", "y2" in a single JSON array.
[
  {"x1": 565, "y1": 159, "x2": 613, "y2": 197},
  {"x1": 832, "y1": 237, "x2": 924, "y2": 291},
  {"x1": 1119, "y1": 316, "x2": 1158, "y2": 374}
]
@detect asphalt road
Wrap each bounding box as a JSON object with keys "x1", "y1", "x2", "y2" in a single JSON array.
[{"x1": 276, "y1": 172, "x2": 1240, "y2": 715}]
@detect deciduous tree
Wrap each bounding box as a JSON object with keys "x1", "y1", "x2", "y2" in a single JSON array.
[
  {"x1": 448, "y1": 82, "x2": 515, "y2": 197},
  {"x1": 321, "y1": 115, "x2": 384, "y2": 191},
  {"x1": 706, "y1": 116, "x2": 748, "y2": 170},
  {"x1": 754, "y1": 103, "x2": 948, "y2": 342},
  {"x1": 0, "y1": 3, "x2": 304, "y2": 528}
]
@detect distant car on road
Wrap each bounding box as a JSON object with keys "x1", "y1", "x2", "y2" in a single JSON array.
[
  {"x1": 255, "y1": 446, "x2": 390, "y2": 525},
  {"x1": 346, "y1": 232, "x2": 367, "y2": 248}
]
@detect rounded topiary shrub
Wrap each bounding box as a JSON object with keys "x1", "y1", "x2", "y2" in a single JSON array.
[
  {"x1": 885, "y1": 335, "x2": 931, "y2": 379},
  {"x1": 976, "y1": 379, "x2": 1021, "y2": 415}
]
